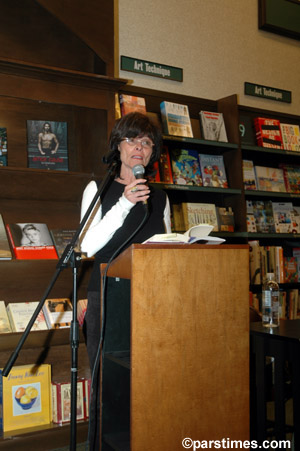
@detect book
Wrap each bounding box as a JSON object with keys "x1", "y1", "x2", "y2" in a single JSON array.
[
  {"x1": 252, "y1": 201, "x2": 275, "y2": 233},
  {"x1": 280, "y1": 123, "x2": 300, "y2": 152},
  {"x1": 169, "y1": 148, "x2": 202, "y2": 186},
  {"x1": 242, "y1": 160, "x2": 257, "y2": 190},
  {"x1": 159, "y1": 145, "x2": 174, "y2": 184},
  {"x1": 147, "y1": 161, "x2": 161, "y2": 183},
  {"x1": 254, "y1": 117, "x2": 283, "y2": 149},
  {"x1": 239, "y1": 115, "x2": 255, "y2": 146},
  {"x1": 181, "y1": 202, "x2": 219, "y2": 232},
  {"x1": 42, "y1": 298, "x2": 73, "y2": 329},
  {"x1": 0, "y1": 127, "x2": 7, "y2": 164},
  {"x1": 249, "y1": 240, "x2": 261, "y2": 285},
  {"x1": 199, "y1": 111, "x2": 228, "y2": 142},
  {"x1": 284, "y1": 257, "x2": 298, "y2": 283},
  {"x1": 172, "y1": 204, "x2": 186, "y2": 232},
  {"x1": 0, "y1": 214, "x2": 12, "y2": 260},
  {"x1": 254, "y1": 166, "x2": 286, "y2": 192},
  {"x1": 198, "y1": 154, "x2": 228, "y2": 188},
  {"x1": 216, "y1": 207, "x2": 235, "y2": 232},
  {"x1": 0, "y1": 301, "x2": 12, "y2": 334},
  {"x1": 160, "y1": 101, "x2": 193, "y2": 138},
  {"x1": 6, "y1": 223, "x2": 58, "y2": 260},
  {"x1": 272, "y1": 202, "x2": 294, "y2": 233},
  {"x1": 27, "y1": 120, "x2": 68, "y2": 171},
  {"x1": 119, "y1": 94, "x2": 147, "y2": 116},
  {"x1": 6, "y1": 302, "x2": 48, "y2": 332},
  {"x1": 246, "y1": 214, "x2": 257, "y2": 233},
  {"x1": 0, "y1": 363, "x2": 52, "y2": 432},
  {"x1": 77, "y1": 299, "x2": 88, "y2": 327},
  {"x1": 51, "y1": 379, "x2": 85, "y2": 424},
  {"x1": 279, "y1": 163, "x2": 300, "y2": 193},
  {"x1": 143, "y1": 223, "x2": 225, "y2": 245},
  {"x1": 50, "y1": 229, "x2": 77, "y2": 258}
]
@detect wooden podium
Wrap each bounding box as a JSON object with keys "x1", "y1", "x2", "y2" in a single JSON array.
[{"x1": 100, "y1": 244, "x2": 249, "y2": 451}]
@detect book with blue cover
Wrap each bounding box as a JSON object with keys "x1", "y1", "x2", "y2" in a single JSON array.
[
  {"x1": 169, "y1": 148, "x2": 202, "y2": 186},
  {"x1": 198, "y1": 153, "x2": 228, "y2": 188}
]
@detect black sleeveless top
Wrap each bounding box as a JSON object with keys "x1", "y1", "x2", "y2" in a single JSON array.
[{"x1": 88, "y1": 180, "x2": 167, "y2": 292}]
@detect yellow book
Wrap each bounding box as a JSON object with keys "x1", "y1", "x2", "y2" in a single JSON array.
[{"x1": 1, "y1": 364, "x2": 51, "y2": 432}]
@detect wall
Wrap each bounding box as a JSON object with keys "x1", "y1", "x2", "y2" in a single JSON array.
[{"x1": 116, "y1": 0, "x2": 300, "y2": 115}]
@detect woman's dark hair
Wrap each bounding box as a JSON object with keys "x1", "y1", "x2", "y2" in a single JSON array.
[{"x1": 108, "y1": 112, "x2": 162, "y2": 176}]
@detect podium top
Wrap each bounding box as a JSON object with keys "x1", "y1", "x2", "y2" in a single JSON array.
[{"x1": 101, "y1": 243, "x2": 249, "y2": 279}]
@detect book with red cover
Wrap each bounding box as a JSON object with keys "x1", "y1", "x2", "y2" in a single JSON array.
[
  {"x1": 6, "y1": 223, "x2": 58, "y2": 259},
  {"x1": 159, "y1": 145, "x2": 174, "y2": 184},
  {"x1": 119, "y1": 94, "x2": 147, "y2": 116},
  {"x1": 254, "y1": 117, "x2": 283, "y2": 149}
]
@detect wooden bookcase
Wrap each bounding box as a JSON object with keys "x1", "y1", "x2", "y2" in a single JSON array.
[{"x1": 0, "y1": 58, "x2": 126, "y2": 448}]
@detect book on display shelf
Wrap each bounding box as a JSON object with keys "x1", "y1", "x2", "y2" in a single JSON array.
[
  {"x1": 284, "y1": 257, "x2": 298, "y2": 283},
  {"x1": 50, "y1": 229, "x2": 78, "y2": 258},
  {"x1": 172, "y1": 204, "x2": 186, "y2": 232},
  {"x1": 0, "y1": 301, "x2": 12, "y2": 334},
  {"x1": 160, "y1": 101, "x2": 193, "y2": 138},
  {"x1": 0, "y1": 363, "x2": 52, "y2": 433},
  {"x1": 0, "y1": 214, "x2": 12, "y2": 260},
  {"x1": 77, "y1": 299, "x2": 88, "y2": 327},
  {"x1": 199, "y1": 111, "x2": 228, "y2": 142},
  {"x1": 6, "y1": 223, "x2": 58, "y2": 260},
  {"x1": 51, "y1": 379, "x2": 85, "y2": 425},
  {"x1": 254, "y1": 117, "x2": 283, "y2": 149},
  {"x1": 159, "y1": 145, "x2": 173, "y2": 184},
  {"x1": 198, "y1": 154, "x2": 228, "y2": 188},
  {"x1": 143, "y1": 223, "x2": 225, "y2": 245},
  {"x1": 280, "y1": 123, "x2": 300, "y2": 152},
  {"x1": 169, "y1": 148, "x2": 202, "y2": 186},
  {"x1": 119, "y1": 94, "x2": 147, "y2": 116},
  {"x1": 249, "y1": 240, "x2": 261, "y2": 285},
  {"x1": 147, "y1": 161, "x2": 161, "y2": 183},
  {"x1": 0, "y1": 127, "x2": 7, "y2": 166},
  {"x1": 42, "y1": 298, "x2": 73, "y2": 329},
  {"x1": 279, "y1": 163, "x2": 300, "y2": 193},
  {"x1": 252, "y1": 200, "x2": 275, "y2": 234},
  {"x1": 254, "y1": 166, "x2": 286, "y2": 193},
  {"x1": 181, "y1": 202, "x2": 219, "y2": 232},
  {"x1": 242, "y1": 160, "x2": 257, "y2": 190},
  {"x1": 216, "y1": 207, "x2": 235, "y2": 232},
  {"x1": 27, "y1": 120, "x2": 68, "y2": 171},
  {"x1": 6, "y1": 302, "x2": 48, "y2": 332},
  {"x1": 272, "y1": 202, "x2": 294, "y2": 234}
]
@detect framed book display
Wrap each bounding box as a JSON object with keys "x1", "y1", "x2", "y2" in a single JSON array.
[{"x1": 27, "y1": 120, "x2": 68, "y2": 171}]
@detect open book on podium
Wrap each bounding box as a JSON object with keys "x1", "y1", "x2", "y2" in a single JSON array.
[{"x1": 143, "y1": 224, "x2": 225, "y2": 245}]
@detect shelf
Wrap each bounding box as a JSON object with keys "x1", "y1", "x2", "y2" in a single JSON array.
[
  {"x1": 242, "y1": 144, "x2": 300, "y2": 158},
  {"x1": 0, "y1": 419, "x2": 89, "y2": 450},
  {"x1": 0, "y1": 328, "x2": 86, "y2": 352},
  {"x1": 163, "y1": 134, "x2": 238, "y2": 150},
  {"x1": 247, "y1": 232, "x2": 300, "y2": 240},
  {"x1": 104, "y1": 351, "x2": 130, "y2": 369},
  {"x1": 244, "y1": 189, "x2": 300, "y2": 200},
  {"x1": 151, "y1": 182, "x2": 241, "y2": 195}
]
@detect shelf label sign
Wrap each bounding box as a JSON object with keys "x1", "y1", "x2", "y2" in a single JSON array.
[
  {"x1": 244, "y1": 82, "x2": 291, "y2": 103},
  {"x1": 121, "y1": 56, "x2": 183, "y2": 82}
]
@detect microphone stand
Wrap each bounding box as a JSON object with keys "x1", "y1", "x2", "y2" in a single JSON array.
[{"x1": 2, "y1": 161, "x2": 118, "y2": 451}]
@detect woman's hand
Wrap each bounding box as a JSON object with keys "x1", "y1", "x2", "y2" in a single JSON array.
[{"x1": 124, "y1": 179, "x2": 150, "y2": 204}]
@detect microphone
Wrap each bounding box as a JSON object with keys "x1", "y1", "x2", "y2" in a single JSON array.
[{"x1": 132, "y1": 164, "x2": 148, "y2": 207}]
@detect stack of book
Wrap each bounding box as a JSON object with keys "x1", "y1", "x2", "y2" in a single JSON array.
[{"x1": 246, "y1": 200, "x2": 300, "y2": 234}]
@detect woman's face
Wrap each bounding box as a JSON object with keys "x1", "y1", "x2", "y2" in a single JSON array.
[
  {"x1": 25, "y1": 228, "x2": 40, "y2": 244},
  {"x1": 118, "y1": 135, "x2": 153, "y2": 172}
]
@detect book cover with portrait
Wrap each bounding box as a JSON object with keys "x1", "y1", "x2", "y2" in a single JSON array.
[
  {"x1": 6, "y1": 223, "x2": 58, "y2": 259},
  {"x1": 27, "y1": 120, "x2": 68, "y2": 171}
]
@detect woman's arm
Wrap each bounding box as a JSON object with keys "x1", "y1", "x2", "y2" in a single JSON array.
[{"x1": 79, "y1": 181, "x2": 134, "y2": 257}]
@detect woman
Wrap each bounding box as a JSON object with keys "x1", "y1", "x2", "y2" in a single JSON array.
[{"x1": 80, "y1": 112, "x2": 171, "y2": 449}]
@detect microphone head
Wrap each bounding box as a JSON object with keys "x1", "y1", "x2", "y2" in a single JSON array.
[{"x1": 132, "y1": 164, "x2": 145, "y2": 179}]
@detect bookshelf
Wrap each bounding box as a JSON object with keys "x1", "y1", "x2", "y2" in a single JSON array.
[{"x1": 0, "y1": 57, "x2": 126, "y2": 447}]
